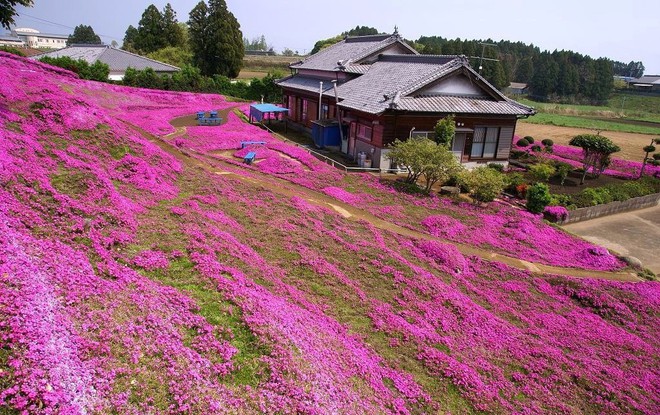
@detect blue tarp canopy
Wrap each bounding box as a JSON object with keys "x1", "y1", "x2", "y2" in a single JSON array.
[{"x1": 249, "y1": 103, "x2": 289, "y2": 122}]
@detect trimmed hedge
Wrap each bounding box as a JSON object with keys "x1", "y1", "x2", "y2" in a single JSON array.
[{"x1": 568, "y1": 177, "x2": 660, "y2": 208}]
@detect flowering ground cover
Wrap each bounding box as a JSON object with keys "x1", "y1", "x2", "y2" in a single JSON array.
[
  {"x1": 515, "y1": 140, "x2": 660, "y2": 179},
  {"x1": 1, "y1": 52, "x2": 658, "y2": 414}
]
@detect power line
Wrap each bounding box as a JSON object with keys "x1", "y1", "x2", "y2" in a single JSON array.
[{"x1": 17, "y1": 12, "x2": 123, "y2": 41}]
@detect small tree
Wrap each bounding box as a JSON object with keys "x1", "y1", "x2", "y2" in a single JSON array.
[
  {"x1": 434, "y1": 115, "x2": 456, "y2": 147},
  {"x1": 554, "y1": 162, "x2": 573, "y2": 186},
  {"x1": 639, "y1": 138, "x2": 660, "y2": 178},
  {"x1": 459, "y1": 166, "x2": 507, "y2": 204},
  {"x1": 569, "y1": 134, "x2": 621, "y2": 185},
  {"x1": 421, "y1": 144, "x2": 463, "y2": 192},
  {"x1": 387, "y1": 137, "x2": 432, "y2": 185},
  {"x1": 526, "y1": 183, "x2": 552, "y2": 213}
]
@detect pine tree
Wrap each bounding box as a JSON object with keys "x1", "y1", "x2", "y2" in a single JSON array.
[
  {"x1": 188, "y1": 0, "x2": 243, "y2": 77},
  {"x1": 67, "y1": 25, "x2": 102, "y2": 46},
  {"x1": 162, "y1": 3, "x2": 184, "y2": 48},
  {"x1": 134, "y1": 4, "x2": 165, "y2": 54}
]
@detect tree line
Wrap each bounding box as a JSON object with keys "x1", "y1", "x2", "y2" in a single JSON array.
[
  {"x1": 308, "y1": 27, "x2": 645, "y2": 105},
  {"x1": 412, "y1": 36, "x2": 642, "y2": 104},
  {"x1": 122, "y1": 1, "x2": 243, "y2": 78}
]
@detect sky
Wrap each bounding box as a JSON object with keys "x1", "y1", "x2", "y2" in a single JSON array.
[{"x1": 12, "y1": 0, "x2": 660, "y2": 74}]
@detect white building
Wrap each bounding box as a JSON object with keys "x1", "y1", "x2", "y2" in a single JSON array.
[
  {"x1": 0, "y1": 34, "x2": 25, "y2": 48},
  {"x1": 12, "y1": 28, "x2": 68, "y2": 49}
]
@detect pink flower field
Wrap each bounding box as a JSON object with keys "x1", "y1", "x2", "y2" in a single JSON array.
[{"x1": 1, "y1": 52, "x2": 659, "y2": 414}]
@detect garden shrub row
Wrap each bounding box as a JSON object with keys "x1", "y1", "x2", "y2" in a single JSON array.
[{"x1": 564, "y1": 177, "x2": 660, "y2": 208}]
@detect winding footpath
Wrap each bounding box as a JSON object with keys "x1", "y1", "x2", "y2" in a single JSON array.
[{"x1": 123, "y1": 110, "x2": 643, "y2": 283}]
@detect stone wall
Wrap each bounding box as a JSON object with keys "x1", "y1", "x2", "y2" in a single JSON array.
[{"x1": 559, "y1": 193, "x2": 660, "y2": 224}]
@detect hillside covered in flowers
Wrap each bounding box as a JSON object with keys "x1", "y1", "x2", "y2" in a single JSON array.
[{"x1": 1, "y1": 52, "x2": 658, "y2": 414}]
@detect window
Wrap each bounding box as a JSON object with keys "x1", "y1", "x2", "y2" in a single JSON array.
[
  {"x1": 321, "y1": 104, "x2": 329, "y2": 120},
  {"x1": 411, "y1": 131, "x2": 432, "y2": 139},
  {"x1": 471, "y1": 127, "x2": 500, "y2": 159},
  {"x1": 356, "y1": 123, "x2": 373, "y2": 141},
  {"x1": 301, "y1": 100, "x2": 308, "y2": 121}
]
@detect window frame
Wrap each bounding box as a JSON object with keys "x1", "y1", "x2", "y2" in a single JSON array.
[{"x1": 470, "y1": 126, "x2": 501, "y2": 159}]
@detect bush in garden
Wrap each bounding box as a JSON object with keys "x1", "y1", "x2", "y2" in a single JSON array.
[
  {"x1": 531, "y1": 145, "x2": 542, "y2": 152},
  {"x1": 516, "y1": 138, "x2": 530, "y2": 147},
  {"x1": 544, "y1": 145, "x2": 554, "y2": 153},
  {"x1": 459, "y1": 166, "x2": 507, "y2": 203},
  {"x1": 526, "y1": 183, "x2": 552, "y2": 213},
  {"x1": 529, "y1": 163, "x2": 556, "y2": 182},
  {"x1": 554, "y1": 162, "x2": 573, "y2": 185},
  {"x1": 569, "y1": 134, "x2": 621, "y2": 184},
  {"x1": 571, "y1": 188, "x2": 612, "y2": 207},
  {"x1": 510, "y1": 150, "x2": 527, "y2": 159},
  {"x1": 524, "y1": 136, "x2": 535, "y2": 144},
  {"x1": 487, "y1": 163, "x2": 504, "y2": 172},
  {"x1": 639, "y1": 138, "x2": 660, "y2": 178},
  {"x1": 541, "y1": 139, "x2": 554, "y2": 147},
  {"x1": 505, "y1": 172, "x2": 526, "y2": 194}
]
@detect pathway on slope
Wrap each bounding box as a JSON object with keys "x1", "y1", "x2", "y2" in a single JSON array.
[{"x1": 122, "y1": 116, "x2": 643, "y2": 283}]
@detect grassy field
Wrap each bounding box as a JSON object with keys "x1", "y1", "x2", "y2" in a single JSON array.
[
  {"x1": 518, "y1": 93, "x2": 660, "y2": 135},
  {"x1": 238, "y1": 55, "x2": 299, "y2": 79}
]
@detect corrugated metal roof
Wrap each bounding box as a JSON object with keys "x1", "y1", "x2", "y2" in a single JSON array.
[
  {"x1": 277, "y1": 75, "x2": 334, "y2": 94},
  {"x1": 32, "y1": 46, "x2": 179, "y2": 72},
  {"x1": 395, "y1": 95, "x2": 535, "y2": 115}
]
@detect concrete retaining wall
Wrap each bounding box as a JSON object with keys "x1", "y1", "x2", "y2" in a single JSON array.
[{"x1": 560, "y1": 193, "x2": 660, "y2": 224}]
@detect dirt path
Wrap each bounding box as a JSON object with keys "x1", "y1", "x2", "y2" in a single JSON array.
[
  {"x1": 122, "y1": 118, "x2": 642, "y2": 283},
  {"x1": 516, "y1": 122, "x2": 655, "y2": 161}
]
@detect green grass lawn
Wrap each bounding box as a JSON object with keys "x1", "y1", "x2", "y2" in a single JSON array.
[
  {"x1": 520, "y1": 113, "x2": 660, "y2": 135},
  {"x1": 518, "y1": 92, "x2": 660, "y2": 134}
]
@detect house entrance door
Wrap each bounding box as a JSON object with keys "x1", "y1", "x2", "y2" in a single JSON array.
[{"x1": 452, "y1": 133, "x2": 466, "y2": 161}]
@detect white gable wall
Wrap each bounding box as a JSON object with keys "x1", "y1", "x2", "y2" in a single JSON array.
[{"x1": 417, "y1": 74, "x2": 484, "y2": 96}]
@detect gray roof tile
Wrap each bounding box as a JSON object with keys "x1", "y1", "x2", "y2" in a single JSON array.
[
  {"x1": 291, "y1": 34, "x2": 417, "y2": 71},
  {"x1": 32, "y1": 46, "x2": 179, "y2": 72}
]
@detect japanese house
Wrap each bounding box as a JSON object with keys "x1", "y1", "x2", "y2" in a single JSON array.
[{"x1": 277, "y1": 32, "x2": 535, "y2": 169}]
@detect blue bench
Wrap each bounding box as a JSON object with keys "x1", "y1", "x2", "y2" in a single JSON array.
[
  {"x1": 198, "y1": 117, "x2": 222, "y2": 126},
  {"x1": 240, "y1": 141, "x2": 266, "y2": 148},
  {"x1": 244, "y1": 152, "x2": 256, "y2": 164}
]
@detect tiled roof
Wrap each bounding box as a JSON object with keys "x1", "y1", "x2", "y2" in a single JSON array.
[
  {"x1": 395, "y1": 95, "x2": 535, "y2": 115},
  {"x1": 32, "y1": 46, "x2": 179, "y2": 72},
  {"x1": 334, "y1": 57, "x2": 465, "y2": 114},
  {"x1": 291, "y1": 33, "x2": 417, "y2": 71},
  {"x1": 631, "y1": 76, "x2": 660, "y2": 85}
]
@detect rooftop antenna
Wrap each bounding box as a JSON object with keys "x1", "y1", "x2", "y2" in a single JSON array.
[
  {"x1": 393, "y1": 25, "x2": 399, "y2": 36},
  {"x1": 469, "y1": 42, "x2": 498, "y2": 74}
]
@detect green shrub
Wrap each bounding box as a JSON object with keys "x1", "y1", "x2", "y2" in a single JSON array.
[
  {"x1": 510, "y1": 150, "x2": 527, "y2": 159},
  {"x1": 526, "y1": 183, "x2": 552, "y2": 213},
  {"x1": 553, "y1": 162, "x2": 573, "y2": 186},
  {"x1": 544, "y1": 145, "x2": 554, "y2": 153},
  {"x1": 571, "y1": 188, "x2": 612, "y2": 207},
  {"x1": 505, "y1": 172, "x2": 526, "y2": 194},
  {"x1": 0, "y1": 46, "x2": 26, "y2": 56},
  {"x1": 541, "y1": 138, "x2": 554, "y2": 147},
  {"x1": 603, "y1": 185, "x2": 631, "y2": 202},
  {"x1": 531, "y1": 145, "x2": 542, "y2": 152},
  {"x1": 654, "y1": 154, "x2": 660, "y2": 161},
  {"x1": 529, "y1": 163, "x2": 555, "y2": 182},
  {"x1": 516, "y1": 138, "x2": 529, "y2": 147},
  {"x1": 487, "y1": 163, "x2": 504, "y2": 172},
  {"x1": 524, "y1": 136, "x2": 535, "y2": 144},
  {"x1": 459, "y1": 167, "x2": 507, "y2": 203},
  {"x1": 390, "y1": 180, "x2": 429, "y2": 196}
]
